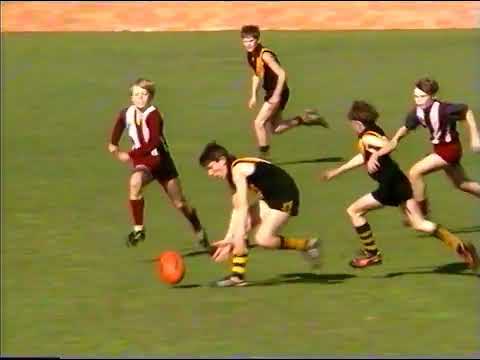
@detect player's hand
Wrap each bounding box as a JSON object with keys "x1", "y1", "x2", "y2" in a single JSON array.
[
  {"x1": 211, "y1": 240, "x2": 233, "y2": 262},
  {"x1": 116, "y1": 151, "x2": 130, "y2": 163},
  {"x1": 367, "y1": 154, "x2": 380, "y2": 174},
  {"x1": 248, "y1": 96, "x2": 257, "y2": 109},
  {"x1": 108, "y1": 143, "x2": 119, "y2": 153},
  {"x1": 211, "y1": 239, "x2": 233, "y2": 248},
  {"x1": 320, "y1": 169, "x2": 336, "y2": 181}
]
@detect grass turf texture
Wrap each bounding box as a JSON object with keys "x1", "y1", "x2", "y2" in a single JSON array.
[{"x1": 2, "y1": 30, "x2": 479, "y2": 356}]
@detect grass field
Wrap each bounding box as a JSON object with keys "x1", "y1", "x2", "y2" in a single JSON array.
[{"x1": 2, "y1": 30, "x2": 479, "y2": 356}]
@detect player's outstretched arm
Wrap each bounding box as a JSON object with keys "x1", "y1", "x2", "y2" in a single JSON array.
[
  {"x1": 380, "y1": 125, "x2": 409, "y2": 156},
  {"x1": 321, "y1": 153, "x2": 365, "y2": 181}
]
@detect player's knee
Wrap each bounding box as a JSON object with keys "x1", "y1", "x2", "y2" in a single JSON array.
[
  {"x1": 408, "y1": 167, "x2": 422, "y2": 180},
  {"x1": 254, "y1": 117, "x2": 268, "y2": 129},
  {"x1": 254, "y1": 232, "x2": 275, "y2": 248},
  {"x1": 172, "y1": 198, "x2": 187, "y2": 209},
  {"x1": 129, "y1": 177, "x2": 143, "y2": 196},
  {"x1": 408, "y1": 218, "x2": 423, "y2": 231},
  {"x1": 346, "y1": 205, "x2": 359, "y2": 219},
  {"x1": 412, "y1": 219, "x2": 435, "y2": 233}
]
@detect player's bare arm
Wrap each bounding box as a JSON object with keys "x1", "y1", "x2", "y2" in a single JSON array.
[
  {"x1": 361, "y1": 133, "x2": 389, "y2": 173},
  {"x1": 215, "y1": 194, "x2": 243, "y2": 245},
  {"x1": 322, "y1": 153, "x2": 365, "y2": 181},
  {"x1": 229, "y1": 163, "x2": 255, "y2": 253},
  {"x1": 108, "y1": 143, "x2": 118, "y2": 153},
  {"x1": 464, "y1": 109, "x2": 480, "y2": 152},
  {"x1": 249, "y1": 74, "x2": 261, "y2": 109},
  {"x1": 211, "y1": 207, "x2": 239, "y2": 262},
  {"x1": 368, "y1": 126, "x2": 409, "y2": 173},
  {"x1": 211, "y1": 162, "x2": 256, "y2": 259},
  {"x1": 108, "y1": 111, "x2": 126, "y2": 156},
  {"x1": 262, "y1": 52, "x2": 286, "y2": 105}
]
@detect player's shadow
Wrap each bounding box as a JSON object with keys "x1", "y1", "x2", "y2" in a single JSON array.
[
  {"x1": 416, "y1": 225, "x2": 480, "y2": 237},
  {"x1": 273, "y1": 156, "x2": 344, "y2": 166},
  {"x1": 171, "y1": 284, "x2": 202, "y2": 289},
  {"x1": 171, "y1": 272, "x2": 356, "y2": 289},
  {"x1": 168, "y1": 272, "x2": 357, "y2": 289},
  {"x1": 181, "y1": 249, "x2": 211, "y2": 258},
  {"x1": 381, "y1": 262, "x2": 479, "y2": 278},
  {"x1": 246, "y1": 272, "x2": 357, "y2": 287},
  {"x1": 449, "y1": 225, "x2": 480, "y2": 234}
]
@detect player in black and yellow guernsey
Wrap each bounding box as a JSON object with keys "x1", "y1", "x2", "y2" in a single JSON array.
[
  {"x1": 199, "y1": 141, "x2": 320, "y2": 287},
  {"x1": 321, "y1": 101, "x2": 478, "y2": 270},
  {"x1": 241, "y1": 25, "x2": 329, "y2": 160}
]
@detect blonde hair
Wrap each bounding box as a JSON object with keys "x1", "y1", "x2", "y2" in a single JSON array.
[{"x1": 130, "y1": 78, "x2": 156, "y2": 99}]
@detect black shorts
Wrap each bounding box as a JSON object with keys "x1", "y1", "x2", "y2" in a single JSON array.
[
  {"x1": 263, "y1": 186, "x2": 299, "y2": 216},
  {"x1": 264, "y1": 197, "x2": 299, "y2": 216},
  {"x1": 264, "y1": 87, "x2": 290, "y2": 110},
  {"x1": 371, "y1": 173, "x2": 413, "y2": 207},
  {"x1": 152, "y1": 153, "x2": 179, "y2": 183}
]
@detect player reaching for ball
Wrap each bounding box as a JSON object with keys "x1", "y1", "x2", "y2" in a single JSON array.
[{"x1": 199, "y1": 141, "x2": 321, "y2": 287}]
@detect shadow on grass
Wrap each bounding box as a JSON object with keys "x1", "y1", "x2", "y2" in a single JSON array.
[
  {"x1": 273, "y1": 156, "x2": 344, "y2": 166},
  {"x1": 447, "y1": 225, "x2": 480, "y2": 235},
  {"x1": 172, "y1": 284, "x2": 202, "y2": 289},
  {"x1": 180, "y1": 249, "x2": 211, "y2": 258},
  {"x1": 416, "y1": 225, "x2": 480, "y2": 237},
  {"x1": 381, "y1": 262, "x2": 479, "y2": 278},
  {"x1": 169, "y1": 272, "x2": 357, "y2": 289},
  {"x1": 244, "y1": 272, "x2": 357, "y2": 287}
]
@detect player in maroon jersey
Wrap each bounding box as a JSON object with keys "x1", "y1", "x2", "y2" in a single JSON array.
[
  {"x1": 367, "y1": 77, "x2": 480, "y2": 217},
  {"x1": 241, "y1": 25, "x2": 329, "y2": 160},
  {"x1": 321, "y1": 101, "x2": 478, "y2": 270},
  {"x1": 107, "y1": 78, "x2": 208, "y2": 248}
]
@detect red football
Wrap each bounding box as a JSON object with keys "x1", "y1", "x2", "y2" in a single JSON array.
[{"x1": 155, "y1": 251, "x2": 185, "y2": 285}]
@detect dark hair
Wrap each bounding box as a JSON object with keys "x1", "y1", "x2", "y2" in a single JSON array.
[
  {"x1": 198, "y1": 141, "x2": 231, "y2": 167},
  {"x1": 415, "y1": 77, "x2": 439, "y2": 96},
  {"x1": 347, "y1": 100, "x2": 379, "y2": 124},
  {"x1": 240, "y1": 25, "x2": 260, "y2": 39}
]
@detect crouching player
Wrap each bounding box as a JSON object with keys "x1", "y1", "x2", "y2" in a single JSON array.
[{"x1": 199, "y1": 142, "x2": 320, "y2": 287}]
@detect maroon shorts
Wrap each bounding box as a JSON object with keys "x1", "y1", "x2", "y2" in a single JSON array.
[
  {"x1": 132, "y1": 153, "x2": 179, "y2": 183},
  {"x1": 433, "y1": 141, "x2": 462, "y2": 164}
]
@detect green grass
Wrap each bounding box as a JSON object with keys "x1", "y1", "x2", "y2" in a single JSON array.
[{"x1": 2, "y1": 30, "x2": 479, "y2": 356}]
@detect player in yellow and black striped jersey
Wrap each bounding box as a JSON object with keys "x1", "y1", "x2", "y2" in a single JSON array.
[
  {"x1": 321, "y1": 100, "x2": 478, "y2": 270},
  {"x1": 199, "y1": 141, "x2": 321, "y2": 287},
  {"x1": 240, "y1": 25, "x2": 329, "y2": 160}
]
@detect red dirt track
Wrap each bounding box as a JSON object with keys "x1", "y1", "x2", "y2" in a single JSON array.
[{"x1": 1, "y1": 1, "x2": 479, "y2": 32}]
